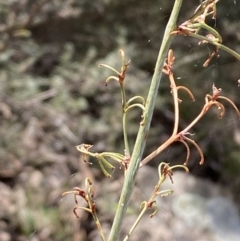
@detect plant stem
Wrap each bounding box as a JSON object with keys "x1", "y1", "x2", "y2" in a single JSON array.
[
  {"x1": 121, "y1": 83, "x2": 130, "y2": 155},
  {"x1": 107, "y1": 1, "x2": 183, "y2": 240},
  {"x1": 122, "y1": 204, "x2": 147, "y2": 241},
  {"x1": 188, "y1": 32, "x2": 240, "y2": 60},
  {"x1": 169, "y1": 74, "x2": 180, "y2": 136}
]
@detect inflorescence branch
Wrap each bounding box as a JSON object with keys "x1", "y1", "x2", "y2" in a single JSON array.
[
  {"x1": 123, "y1": 162, "x2": 188, "y2": 241},
  {"x1": 140, "y1": 49, "x2": 240, "y2": 167},
  {"x1": 62, "y1": 178, "x2": 106, "y2": 241},
  {"x1": 99, "y1": 50, "x2": 146, "y2": 156},
  {"x1": 171, "y1": 0, "x2": 240, "y2": 67}
]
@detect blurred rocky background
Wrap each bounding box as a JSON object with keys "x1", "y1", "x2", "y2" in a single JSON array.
[{"x1": 0, "y1": 0, "x2": 240, "y2": 240}]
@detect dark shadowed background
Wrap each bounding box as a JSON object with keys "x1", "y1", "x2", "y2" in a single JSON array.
[{"x1": 0, "y1": 1, "x2": 240, "y2": 241}]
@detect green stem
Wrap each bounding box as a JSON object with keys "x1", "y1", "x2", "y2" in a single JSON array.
[
  {"x1": 123, "y1": 204, "x2": 147, "y2": 241},
  {"x1": 92, "y1": 212, "x2": 106, "y2": 241},
  {"x1": 188, "y1": 22, "x2": 222, "y2": 42},
  {"x1": 121, "y1": 83, "x2": 130, "y2": 155},
  {"x1": 123, "y1": 96, "x2": 146, "y2": 155},
  {"x1": 127, "y1": 96, "x2": 145, "y2": 105},
  {"x1": 188, "y1": 32, "x2": 240, "y2": 60},
  {"x1": 125, "y1": 103, "x2": 145, "y2": 113},
  {"x1": 107, "y1": 1, "x2": 183, "y2": 240},
  {"x1": 122, "y1": 112, "x2": 130, "y2": 154}
]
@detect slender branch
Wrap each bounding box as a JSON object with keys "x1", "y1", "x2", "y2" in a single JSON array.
[
  {"x1": 140, "y1": 134, "x2": 178, "y2": 167},
  {"x1": 127, "y1": 96, "x2": 145, "y2": 105},
  {"x1": 169, "y1": 74, "x2": 180, "y2": 136},
  {"x1": 122, "y1": 112, "x2": 130, "y2": 154},
  {"x1": 123, "y1": 204, "x2": 147, "y2": 241},
  {"x1": 107, "y1": 1, "x2": 183, "y2": 240},
  {"x1": 217, "y1": 96, "x2": 240, "y2": 116},
  {"x1": 187, "y1": 32, "x2": 240, "y2": 60},
  {"x1": 176, "y1": 86, "x2": 195, "y2": 101},
  {"x1": 125, "y1": 103, "x2": 145, "y2": 113},
  {"x1": 181, "y1": 104, "x2": 207, "y2": 133},
  {"x1": 121, "y1": 83, "x2": 130, "y2": 155},
  {"x1": 183, "y1": 136, "x2": 204, "y2": 165},
  {"x1": 187, "y1": 22, "x2": 222, "y2": 42},
  {"x1": 140, "y1": 103, "x2": 208, "y2": 167},
  {"x1": 178, "y1": 139, "x2": 191, "y2": 165}
]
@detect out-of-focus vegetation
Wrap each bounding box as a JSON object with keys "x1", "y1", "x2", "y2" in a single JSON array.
[{"x1": 0, "y1": 0, "x2": 240, "y2": 240}]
